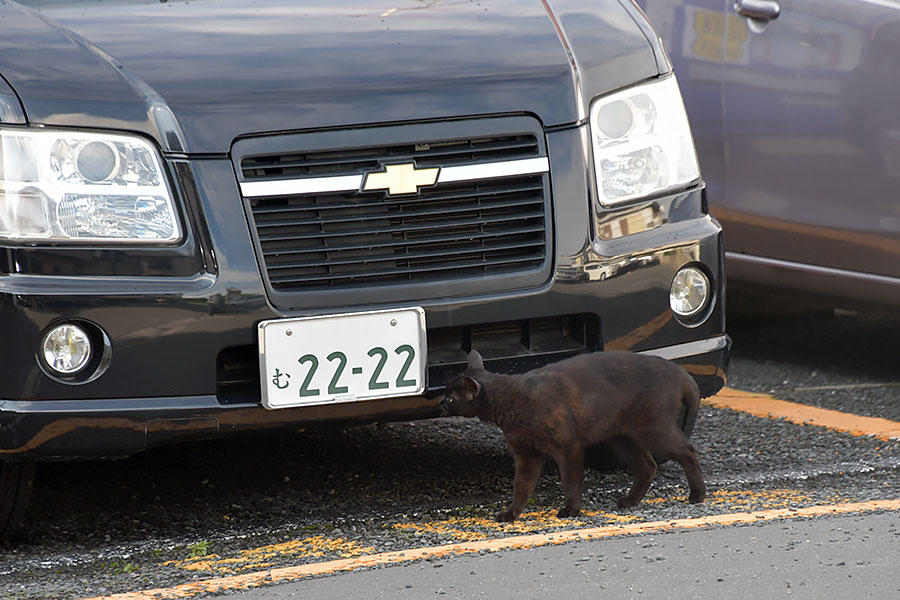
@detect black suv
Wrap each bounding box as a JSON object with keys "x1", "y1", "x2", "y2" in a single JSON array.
[{"x1": 0, "y1": 0, "x2": 729, "y2": 539}]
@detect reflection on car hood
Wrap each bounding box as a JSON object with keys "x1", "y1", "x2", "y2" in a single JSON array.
[{"x1": 0, "y1": 0, "x2": 659, "y2": 154}]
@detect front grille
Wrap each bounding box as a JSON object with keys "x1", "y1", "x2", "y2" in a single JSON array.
[
  {"x1": 251, "y1": 176, "x2": 546, "y2": 290},
  {"x1": 233, "y1": 118, "x2": 552, "y2": 305}
]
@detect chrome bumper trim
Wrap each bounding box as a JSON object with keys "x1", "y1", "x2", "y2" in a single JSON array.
[{"x1": 639, "y1": 335, "x2": 730, "y2": 361}]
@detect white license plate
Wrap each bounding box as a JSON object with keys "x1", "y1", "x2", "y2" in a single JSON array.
[{"x1": 258, "y1": 307, "x2": 427, "y2": 409}]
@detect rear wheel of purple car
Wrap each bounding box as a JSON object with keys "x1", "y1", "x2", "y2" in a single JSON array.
[{"x1": 0, "y1": 461, "x2": 34, "y2": 542}]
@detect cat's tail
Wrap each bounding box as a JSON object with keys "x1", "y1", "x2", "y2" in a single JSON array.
[{"x1": 680, "y1": 373, "x2": 701, "y2": 437}]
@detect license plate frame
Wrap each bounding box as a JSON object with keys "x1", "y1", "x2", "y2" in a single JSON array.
[{"x1": 257, "y1": 307, "x2": 427, "y2": 409}]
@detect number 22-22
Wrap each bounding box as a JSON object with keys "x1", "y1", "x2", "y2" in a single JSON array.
[{"x1": 295, "y1": 345, "x2": 417, "y2": 397}]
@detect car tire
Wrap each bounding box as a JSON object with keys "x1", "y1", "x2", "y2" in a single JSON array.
[{"x1": 0, "y1": 461, "x2": 35, "y2": 542}]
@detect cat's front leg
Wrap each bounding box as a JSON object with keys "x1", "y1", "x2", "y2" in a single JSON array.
[
  {"x1": 497, "y1": 449, "x2": 543, "y2": 522},
  {"x1": 554, "y1": 447, "x2": 585, "y2": 518}
]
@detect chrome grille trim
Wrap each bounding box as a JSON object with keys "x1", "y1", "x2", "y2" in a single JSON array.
[{"x1": 239, "y1": 156, "x2": 550, "y2": 198}]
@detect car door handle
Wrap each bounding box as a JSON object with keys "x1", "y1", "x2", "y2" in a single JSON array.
[{"x1": 734, "y1": 0, "x2": 781, "y2": 20}]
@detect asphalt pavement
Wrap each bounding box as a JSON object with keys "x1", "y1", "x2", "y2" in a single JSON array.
[{"x1": 218, "y1": 511, "x2": 900, "y2": 599}]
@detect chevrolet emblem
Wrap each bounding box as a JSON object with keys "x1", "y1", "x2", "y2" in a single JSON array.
[{"x1": 362, "y1": 163, "x2": 440, "y2": 196}]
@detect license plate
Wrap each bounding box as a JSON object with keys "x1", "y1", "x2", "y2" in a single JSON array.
[{"x1": 258, "y1": 307, "x2": 427, "y2": 409}]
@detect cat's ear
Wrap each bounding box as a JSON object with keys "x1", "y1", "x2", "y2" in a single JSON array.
[
  {"x1": 467, "y1": 350, "x2": 485, "y2": 372},
  {"x1": 463, "y1": 376, "x2": 482, "y2": 400}
]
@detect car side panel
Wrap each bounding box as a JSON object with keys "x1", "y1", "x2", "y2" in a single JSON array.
[{"x1": 721, "y1": 0, "x2": 900, "y2": 279}]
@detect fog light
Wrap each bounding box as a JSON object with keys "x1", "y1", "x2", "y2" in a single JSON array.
[
  {"x1": 670, "y1": 267, "x2": 710, "y2": 318},
  {"x1": 41, "y1": 323, "x2": 92, "y2": 375}
]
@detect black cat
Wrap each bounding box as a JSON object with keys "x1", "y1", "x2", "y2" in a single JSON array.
[{"x1": 440, "y1": 350, "x2": 705, "y2": 522}]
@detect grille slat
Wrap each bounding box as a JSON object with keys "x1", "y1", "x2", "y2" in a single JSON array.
[
  {"x1": 265, "y1": 238, "x2": 546, "y2": 270},
  {"x1": 254, "y1": 196, "x2": 544, "y2": 229},
  {"x1": 261, "y1": 224, "x2": 546, "y2": 257},
  {"x1": 241, "y1": 136, "x2": 541, "y2": 179},
  {"x1": 257, "y1": 209, "x2": 545, "y2": 242},
  {"x1": 239, "y1": 125, "x2": 550, "y2": 293},
  {"x1": 270, "y1": 254, "x2": 545, "y2": 285},
  {"x1": 251, "y1": 181, "x2": 544, "y2": 214}
]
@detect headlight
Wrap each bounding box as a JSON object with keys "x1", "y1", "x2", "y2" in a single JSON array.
[
  {"x1": 590, "y1": 75, "x2": 700, "y2": 206},
  {"x1": 0, "y1": 128, "x2": 180, "y2": 243}
]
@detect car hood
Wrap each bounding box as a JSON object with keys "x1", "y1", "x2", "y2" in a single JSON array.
[{"x1": 0, "y1": 0, "x2": 660, "y2": 154}]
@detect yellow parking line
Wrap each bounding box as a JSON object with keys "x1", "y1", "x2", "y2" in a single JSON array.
[
  {"x1": 152, "y1": 490, "x2": 846, "y2": 578},
  {"x1": 705, "y1": 387, "x2": 900, "y2": 441},
  {"x1": 81, "y1": 499, "x2": 900, "y2": 600}
]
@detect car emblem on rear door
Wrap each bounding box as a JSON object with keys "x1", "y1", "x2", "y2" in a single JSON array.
[{"x1": 362, "y1": 163, "x2": 440, "y2": 196}]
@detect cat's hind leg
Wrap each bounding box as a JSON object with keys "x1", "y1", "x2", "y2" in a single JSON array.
[
  {"x1": 671, "y1": 437, "x2": 706, "y2": 503},
  {"x1": 608, "y1": 437, "x2": 657, "y2": 508}
]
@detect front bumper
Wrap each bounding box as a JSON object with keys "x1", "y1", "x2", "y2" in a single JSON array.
[
  {"x1": 0, "y1": 126, "x2": 728, "y2": 461},
  {"x1": 0, "y1": 335, "x2": 728, "y2": 460}
]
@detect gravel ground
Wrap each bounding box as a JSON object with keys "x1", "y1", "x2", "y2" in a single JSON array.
[
  {"x1": 1, "y1": 408, "x2": 896, "y2": 599},
  {"x1": 1, "y1": 311, "x2": 898, "y2": 599},
  {"x1": 726, "y1": 311, "x2": 900, "y2": 421}
]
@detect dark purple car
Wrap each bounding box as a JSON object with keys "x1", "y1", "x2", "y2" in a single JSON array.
[{"x1": 638, "y1": 0, "x2": 900, "y2": 311}]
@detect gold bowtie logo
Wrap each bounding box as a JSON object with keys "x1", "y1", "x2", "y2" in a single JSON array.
[{"x1": 363, "y1": 163, "x2": 440, "y2": 196}]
